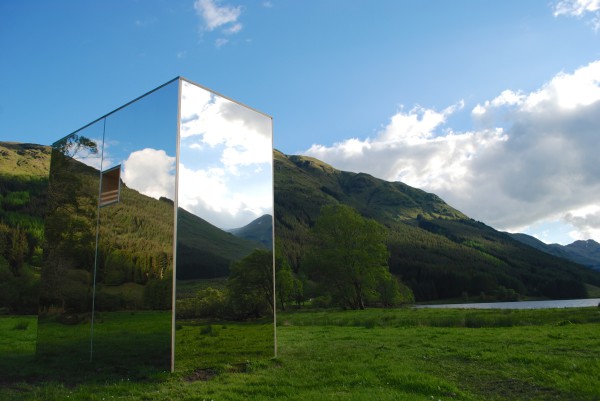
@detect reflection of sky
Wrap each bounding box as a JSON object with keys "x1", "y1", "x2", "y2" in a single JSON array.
[
  {"x1": 101, "y1": 80, "x2": 179, "y2": 200},
  {"x1": 55, "y1": 78, "x2": 272, "y2": 230},
  {"x1": 179, "y1": 80, "x2": 273, "y2": 229}
]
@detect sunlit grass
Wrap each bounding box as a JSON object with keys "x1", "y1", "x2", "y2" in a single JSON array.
[{"x1": 1, "y1": 307, "x2": 600, "y2": 400}]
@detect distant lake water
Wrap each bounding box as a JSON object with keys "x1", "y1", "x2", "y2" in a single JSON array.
[{"x1": 414, "y1": 298, "x2": 600, "y2": 310}]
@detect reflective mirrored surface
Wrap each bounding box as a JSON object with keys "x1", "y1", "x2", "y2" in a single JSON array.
[
  {"x1": 37, "y1": 124, "x2": 104, "y2": 369},
  {"x1": 35, "y1": 77, "x2": 274, "y2": 376},
  {"x1": 93, "y1": 79, "x2": 178, "y2": 371},
  {"x1": 175, "y1": 79, "x2": 275, "y2": 372},
  {"x1": 37, "y1": 79, "x2": 178, "y2": 374}
]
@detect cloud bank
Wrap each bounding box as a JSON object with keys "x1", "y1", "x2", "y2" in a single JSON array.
[{"x1": 304, "y1": 60, "x2": 600, "y2": 243}]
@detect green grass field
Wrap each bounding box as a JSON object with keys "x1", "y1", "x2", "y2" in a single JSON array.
[{"x1": 1, "y1": 307, "x2": 599, "y2": 400}]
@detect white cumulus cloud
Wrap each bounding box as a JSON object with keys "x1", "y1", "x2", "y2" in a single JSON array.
[{"x1": 305, "y1": 60, "x2": 600, "y2": 243}]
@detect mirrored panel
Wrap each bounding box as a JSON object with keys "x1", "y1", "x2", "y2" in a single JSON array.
[
  {"x1": 37, "y1": 79, "x2": 178, "y2": 375},
  {"x1": 175, "y1": 79, "x2": 275, "y2": 372},
  {"x1": 36, "y1": 77, "x2": 273, "y2": 377},
  {"x1": 93, "y1": 79, "x2": 178, "y2": 372},
  {"x1": 37, "y1": 123, "x2": 104, "y2": 370}
]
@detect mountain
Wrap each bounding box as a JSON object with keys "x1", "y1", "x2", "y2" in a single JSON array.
[
  {"x1": 564, "y1": 240, "x2": 600, "y2": 271},
  {"x1": 508, "y1": 233, "x2": 600, "y2": 272},
  {"x1": 273, "y1": 150, "x2": 600, "y2": 301},
  {"x1": 228, "y1": 214, "x2": 273, "y2": 249}
]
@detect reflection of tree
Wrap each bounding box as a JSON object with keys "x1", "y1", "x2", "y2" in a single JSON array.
[
  {"x1": 227, "y1": 249, "x2": 274, "y2": 319},
  {"x1": 53, "y1": 134, "x2": 98, "y2": 161}
]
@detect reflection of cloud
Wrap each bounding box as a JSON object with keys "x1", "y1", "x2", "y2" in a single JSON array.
[
  {"x1": 178, "y1": 81, "x2": 272, "y2": 229},
  {"x1": 180, "y1": 81, "x2": 271, "y2": 173},
  {"x1": 122, "y1": 148, "x2": 176, "y2": 200},
  {"x1": 304, "y1": 60, "x2": 600, "y2": 243},
  {"x1": 179, "y1": 163, "x2": 272, "y2": 229}
]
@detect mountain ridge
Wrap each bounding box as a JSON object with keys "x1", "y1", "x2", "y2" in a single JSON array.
[
  {"x1": 508, "y1": 233, "x2": 600, "y2": 272},
  {"x1": 273, "y1": 150, "x2": 600, "y2": 301}
]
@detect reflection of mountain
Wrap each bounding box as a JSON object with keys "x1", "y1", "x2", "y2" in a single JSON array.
[
  {"x1": 176, "y1": 207, "x2": 266, "y2": 280},
  {"x1": 227, "y1": 214, "x2": 273, "y2": 249},
  {"x1": 0, "y1": 142, "x2": 50, "y2": 314}
]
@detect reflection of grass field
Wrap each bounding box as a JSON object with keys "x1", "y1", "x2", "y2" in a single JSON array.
[
  {"x1": 0, "y1": 315, "x2": 37, "y2": 379},
  {"x1": 2, "y1": 307, "x2": 600, "y2": 400},
  {"x1": 36, "y1": 310, "x2": 171, "y2": 380},
  {"x1": 175, "y1": 317, "x2": 274, "y2": 373}
]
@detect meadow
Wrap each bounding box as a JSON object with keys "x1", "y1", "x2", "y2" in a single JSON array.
[{"x1": 1, "y1": 306, "x2": 599, "y2": 401}]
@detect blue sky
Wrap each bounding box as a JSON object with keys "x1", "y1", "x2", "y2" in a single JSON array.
[{"x1": 1, "y1": 0, "x2": 600, "y2": 244}]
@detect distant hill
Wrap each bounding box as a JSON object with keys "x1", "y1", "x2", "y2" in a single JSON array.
[
  {"x1": 564, "y1": 240, "x2": 600, "y2": 271},
  {"x1": 273, "y1": 150, "x2": 600, "y2": 301},
  {"x1": 508, "y1": 233, "x2": 600, "y2": 272},
  {"x1": 228, "y1": 214, "x2": 273, "y2": 249}
]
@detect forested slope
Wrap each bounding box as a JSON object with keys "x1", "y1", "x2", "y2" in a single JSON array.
[{"x1": 273, "y1": 151, "x2": 600, "y2": 301}]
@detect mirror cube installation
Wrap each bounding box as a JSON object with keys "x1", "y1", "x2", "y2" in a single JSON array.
[{"x1": 36, "y1": 77, "x2": 275, "y2": 373}]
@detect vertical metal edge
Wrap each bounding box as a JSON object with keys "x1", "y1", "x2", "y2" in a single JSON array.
[
  {"x1": 271, "y1": 117, "x2": 277, "y2": 359},
  {"x1": 171, "y1": 78, "x2": 182, "y2": 373},
  {"x1": 90, "y1": 119, "x2": 107, "y2": 362}
]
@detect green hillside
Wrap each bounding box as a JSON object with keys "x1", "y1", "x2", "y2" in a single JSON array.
[{"x1": 273, "y1": 151, "x2": 600, "y2": 301}]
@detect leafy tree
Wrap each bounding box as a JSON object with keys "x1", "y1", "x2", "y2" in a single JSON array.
[
  {"x1": 375, "y1": 271, "x2": 403, "y2": 307},
  {"x1": 304, "y1": 204, "x2": 398, "y2": 310},
  {"x1": 275, "y1": 254, "x2": 304, "y2": 310}
]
